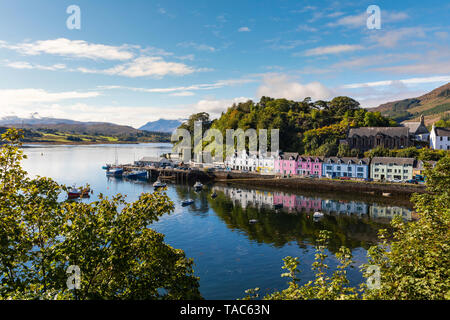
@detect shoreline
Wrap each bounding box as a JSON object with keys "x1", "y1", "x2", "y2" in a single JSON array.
[{"x1": 20, "y1": 140, "x2": 171, "y2": 147}]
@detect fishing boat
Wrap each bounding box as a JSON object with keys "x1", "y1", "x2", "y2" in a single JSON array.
[
  {"x1": 67, "y1": 186, "x2": 91, "y2": 199},
  {"x1": 124, "y1": 170, "x2": 148, "y2": 179},
  {"x1": 106, "y1": 167, "x2": 123, "y2": 177},
  {"x1": 153, "y1": 179, "x2": 167, "y2": 189},
  {"x1": 193, "y1": 181, "x2": 203, "y2": 191},
  {"x1": 181, "y1": 199, "x2": 194, "y2": 206}
]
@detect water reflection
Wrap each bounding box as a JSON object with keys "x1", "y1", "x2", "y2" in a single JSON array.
[{"x1": 206, "y1": 185, "x2": 412, "y2": 252}]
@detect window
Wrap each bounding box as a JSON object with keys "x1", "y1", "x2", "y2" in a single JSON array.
[
  {"x1": 348, "y1": 166, "x2": 352, "y2": 171},
  {"x1": 337, "y1": 166, "x2": 341, "y2": 171},
  {"x1": 357, "y1": 167, "x2": 364, "y2": 172}
]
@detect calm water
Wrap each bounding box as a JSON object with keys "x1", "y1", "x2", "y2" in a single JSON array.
[{"x1": 21, "y1": 143, "x2": 413, "y2": 299}]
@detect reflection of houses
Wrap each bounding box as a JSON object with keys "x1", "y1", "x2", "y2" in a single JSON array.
[
  {"x1": 274, "y1": 152, "x2": 298, "y2": 175},
  {"x1": 322, "y1": 157, "x2": 369, "y2": 179},
  {"x1": 371, "y1": 157, "x2": 414, "y2": 182},
  {"x1": 370, "y1": 204, "x2": 412, "y2": 220},
  {"x1": 321, "y1": 199, "x2": 368, "y2": 216},
  {"x1": 403, "y1": 115, "x2": 429, "y2": 142},
  {"x1": 297, "y1": 156, "x2": 323, "y2": 176},
  {"x1": 216, "y1": 186, "x2": 274, "y2": 209},
  {"x1": 273, "y1": 192, "x2": 322, "y2": 213},
  {"x1": 347, "y1": 127, "x2": 412, "y2": 152},
  {"x1": 430, "y1": 125, "x2": 450, "y2": 150}
]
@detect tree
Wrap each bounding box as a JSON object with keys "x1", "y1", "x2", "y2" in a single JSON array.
[{"x1": 0, "y1": 129, "x2": 202, "y2": 300}]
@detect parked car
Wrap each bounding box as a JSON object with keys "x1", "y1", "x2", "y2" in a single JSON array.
[
  {"x1": 339, "y1": 176, "x2": 351, "y2": 180},
  {"x1": 405, "y1": 179, "x2": 418, "y2": 184},
  {"x1": 391, "y1": 179, "x2": 402, "y2": 183}
]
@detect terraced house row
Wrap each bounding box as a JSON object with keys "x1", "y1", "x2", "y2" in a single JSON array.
[{"x1": 225, "y1": 150, "x2": 435, "y2": 182}]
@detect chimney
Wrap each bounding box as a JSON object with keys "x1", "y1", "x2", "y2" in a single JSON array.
[{"x1": 420, "y1": 114, "x2": 424, "y2": 125}]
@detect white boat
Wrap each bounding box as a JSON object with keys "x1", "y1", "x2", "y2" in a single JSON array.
[
  {"x1": 153, "y1": 180, "x2": 167, "y2": 189},
  {"x1": 181, "y1": 199, "x2": 194, "y2": 206},
  {"x1": 193, "y1": 181, "x2": 203, "y2": 190},
  {"x1": 313, "y1": 211, "x2": 324, "y2": 218}
]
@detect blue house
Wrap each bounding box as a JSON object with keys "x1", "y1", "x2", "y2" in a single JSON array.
[{"x1": 322, "y1": 157, "x2": 370, "y2": 179}]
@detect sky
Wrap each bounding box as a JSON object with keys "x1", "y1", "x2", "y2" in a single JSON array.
[{"x1": 0, "y1": 0, "x2": 449, "y2": 128}]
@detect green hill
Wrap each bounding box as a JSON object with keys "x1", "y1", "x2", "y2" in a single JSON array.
[{"x1": 373, "y1": 82, "x2": 450, "y2": 124}]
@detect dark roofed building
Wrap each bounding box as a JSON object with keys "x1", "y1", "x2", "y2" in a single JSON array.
[
  {"x1": 347, "y1": 127, "x2": 411, "y2": 151},
  {"x1": 402, "y1": 115, "x2": 430, "y2": 142}
]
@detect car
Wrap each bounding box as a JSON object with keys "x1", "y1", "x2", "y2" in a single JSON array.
[
  {"x1": 391, "y1": 179, "x2": 402, "y2": 183},
  {"x1": 405, "y1": 179, "x2": 418, "y2": 184},
  {"x1": 339, "y1": 176, "x2": 351, "y2": 180}
]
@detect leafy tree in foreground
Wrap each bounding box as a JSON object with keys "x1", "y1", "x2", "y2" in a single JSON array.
[
  {"x1": 0, "y1": 129, "x2": 201, "y2": 300},
  {"x1": 245, "y1": 156, "x2": 449, "y2": 300}
]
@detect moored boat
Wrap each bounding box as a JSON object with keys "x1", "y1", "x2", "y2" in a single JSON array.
[
  {"x1": 181, "y1": 199, "x2": 194, "y2": 206},
  {"x1": 124, "y1": 170, "x2": 148, "y2": 179},
  {"x1": 106, "y1": 167, "x2": 123, "y2": 177},
  {"x1": 67, "y1": 186, "x2": 91, "y2": 199},
  {"x1": 211, "y1": 192, "x2": 217, "y2": 198},
  {"x1": 193, "y1": 181, "x2": 203, "y2": 190},
  {"x1": 153, "y1": 179, "x2": 167, "y2": 189}
]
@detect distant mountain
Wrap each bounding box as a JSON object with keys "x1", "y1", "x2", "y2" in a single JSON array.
[
  {"x1": 0, "y1": 115, "x2": 146, "y2": 136},
  {"x1": 139, "y1": 119, "x2": 183, "y2": 133},
  {"x1": 373, "y1": 82, "x2": 450, "y2": 124}
]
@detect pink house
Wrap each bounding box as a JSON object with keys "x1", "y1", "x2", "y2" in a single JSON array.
[
  {"x1": 274, "y1": 152, "x2": 298, "y2": 175},
  {"x1": 295, "y1": 196, "x2": 322, "y2": 213},
  {"x1": 297, "y1": 156, "x2": 324, "y2": 176},
  {"x1": 274, "y1": 193, "x2": 297, "y2": 211}
]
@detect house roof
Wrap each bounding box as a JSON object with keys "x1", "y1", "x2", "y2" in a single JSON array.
[
  {"x1": 348, "y1": 127, "x2": 409, "y2": 137},
  {"x1": 434, "y1": 127, "x2": 450, "y2": 137},
  {"x1": 403, "y1": 122, "x2": 429, "y2": 135},
  {"x1": 371, "y1": 157, "x2": 415, "y2": 165},
  {"x1": 298, "y1": 156, "x2": 324, "y2": 162},
  {"x1": 281, "y1": 152, "x2": 299, "y2": 160},
  {"x1": 324, "y1": 157, "x2": 370, "y2": 165}
]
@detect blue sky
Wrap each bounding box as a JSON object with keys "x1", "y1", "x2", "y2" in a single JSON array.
[{"x1": 0, "y1": 0, "x2": 449, "y2": 127}]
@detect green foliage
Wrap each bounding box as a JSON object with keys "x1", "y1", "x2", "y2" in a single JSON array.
[
  {"x1": 364, "y1": 146, "x2": 448, "y2": 161},
  {"x1": 362, "y1": 156, "x2": 450, "y2": 299},
  {"x1": 180, "y1": 96, "x2": 394, "y2": 156},
  {"x1": 0, "y1": 129, "x2": 201, "y2": 300}
]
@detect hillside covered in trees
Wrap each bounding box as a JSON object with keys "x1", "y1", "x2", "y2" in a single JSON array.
[{"x1": 177, "y1": 96, "x2": 396, "y2": 156}]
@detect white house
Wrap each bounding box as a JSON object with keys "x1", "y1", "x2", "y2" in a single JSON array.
[
  {"x1": 225, "y1": 150, "x2": 278, "y2": 173},
  {"x1": 322, "y1": 157, "x2": 370, "y2": 179},
  {"x1": 430, "y1": 125, "x2": 450, "y2": 150}
]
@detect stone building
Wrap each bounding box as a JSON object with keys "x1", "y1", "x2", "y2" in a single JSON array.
[{"x1": 347, "y1": 127, "x2": 411, "y2": 151}]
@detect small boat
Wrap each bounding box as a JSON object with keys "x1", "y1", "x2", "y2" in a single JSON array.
[
  {"x1": 124, "y1": 170, "x2": 148, "y2": 179},
  {"x1": 153, "y1": 180, "x2": 167, "y2": 189},
  {"x1": 181, "y1": 199, "x2": 194, "y2": 206},
  {"x1": 106, "y1": 167, "x2": 123, "y2": 177},
  {"x1": 102, "y1": 164, "x2": 111, "y2": 170},
  {"x1": 313, "y1": 211, "x2": 324, "y2": 218},
  {"x1": 249, "y1": 219, "x2": 258, "y2": 224},
  {"x1": 382, "y1": 192, "x2": 391, "y2": 197},
  {"x1": 211, "y1": 192, "x2": 218, "y2": 198},
  {"x1": 193, "y1": 181, "x2": 203, "y2": 190},
  {"x1": 67, "y1": 186, "x2": 91, "y2": 199}
]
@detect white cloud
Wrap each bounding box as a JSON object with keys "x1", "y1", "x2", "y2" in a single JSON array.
[
  {"x1": 0, "y1": 38, "x2": 134, "y2": 60},
  {"x1": 78, "y1": 56, "x2": 198, "y2": 78},
  {"x1": 0, "y1": 88, "x2": 101, "y2": 108},
  {"x1": 328, "y1": 11, "x2": 408, "y2": 28},
  {"x1": 177, "y1": 41, "x2": 216, "y2": 52},
  {"x1": 4, "y1": 61, "x2": 66, "y2": 71},
  {"x1": 342, "y1": 76, "x2": 450, "y2": 89},
  {"x1": 170, "y1": 91, "x2": 195, "y2": 97},
  {"x1": 303, "y1": 44, "x2": 363, "y2": 56},
  {"x1": 257, "y1": 74, "x2": 334, "y2": 101},
  {"x1": 98, "y1": 78, "x2": 255, "y2": 94},
  {"x1": 238, "y1": 27, "x2": 251, "y2": 32},
  {"x1": 369, "y1": 27, "x2": 426, "y2": 47}
]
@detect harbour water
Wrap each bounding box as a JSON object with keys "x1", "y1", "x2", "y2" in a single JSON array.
[{"x1": 21, "y1": 143, "x2": 413, "y2": 299}]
